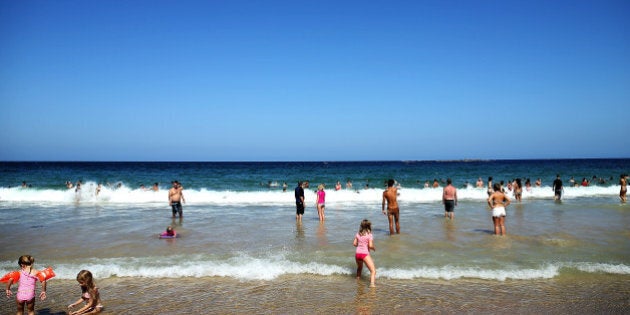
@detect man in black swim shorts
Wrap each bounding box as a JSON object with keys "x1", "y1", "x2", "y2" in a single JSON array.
[
  {"x1": 168, "y1": 180, "x2": 185, "y2": 218},
  {"x1": 295, "y1": 181, "x2": 305, "y2": 222},
  {"x1": 171, "y1": 201, "x2": 182, "y2": 217},
  {"x1": 442, "y1": 178, "x2": 457, "y2": 220},
  {"x1": 552, "y1": 174, "x2": 563, "y2": 201}
]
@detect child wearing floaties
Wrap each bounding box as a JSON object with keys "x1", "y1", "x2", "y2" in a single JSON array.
[{"x1": 5, "y1": 255, "x2": 48, "y2": 315}]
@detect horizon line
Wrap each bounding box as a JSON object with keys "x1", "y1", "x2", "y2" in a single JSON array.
[{"x1": 1, "y1": 157, "x2": 629, "y2": 163}]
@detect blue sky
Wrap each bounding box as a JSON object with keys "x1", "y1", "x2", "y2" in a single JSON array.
[{"x1": 1, "y1": 0, "x2": 628, "y2": 161}]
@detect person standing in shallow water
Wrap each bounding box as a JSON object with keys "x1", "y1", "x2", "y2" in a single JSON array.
[
  {"x1": 513, "y1": 178, "x2": 523, "y2": 202},
  {"x1": 442, "y1": 178, "x2": 457, "y2": 220},
  {"x1": 168, "y1": 181, "x2": 185, "y2": 219},
  {"x1": 382, "y1": 179, "x2": 400, "y2": 235},
  {"x1": 620, "y1": 174, "x2": 627, "y2": 203},
  {"x1": 488, "y1": 183, "x2": 510, "y2": 235},
  {"x1": 353, "y1": 219, "x2": 376, "y2": 287},
  {"x1": 295, "y1": 181, "x2": 305, "y2": 222},
  {"x1": 487, "y1": 177, "x2": 494, "y2": 196},
  {"x1": 316, "y1": 184, "x2": 326, "y2": 222},
  {"x1": 552, "y1": 174, "x2": 563, "y2": 201}
]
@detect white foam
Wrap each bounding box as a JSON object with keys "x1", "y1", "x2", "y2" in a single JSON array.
[
  {"x1": 1, "y1": 183, "x2": 624, "y2": 206},
  {"x1": 380, "y1": 265, "x2": 560, "y2": 281},
  {"x1": 572, "y1": 262, "x2": 630, "y2": 274},
  {"x1": 2, "y1": 257, "x2": 627, "y2": 282}
]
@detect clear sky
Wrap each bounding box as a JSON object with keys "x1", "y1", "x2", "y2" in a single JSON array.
[{"x1": 1, "y1": 0, "x2": 628, "y2": 161}]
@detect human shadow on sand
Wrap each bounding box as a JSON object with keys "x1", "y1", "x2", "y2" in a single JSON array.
[
  {"x1": 473, "y1": 229, "x2": 495, "y2": 235},
  {"x1": 36, "y1": 308, "x2": 66, "y2": 315}
]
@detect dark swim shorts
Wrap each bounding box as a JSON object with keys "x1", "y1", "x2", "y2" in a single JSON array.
[
  {"x1": 171, "y1": 201, "x2": 182, "y2": 216},
  {"x1": 296, "y1": 202, "x2": 305, "y2": 215},
  {"x1": 444, "y1": 200, "x2": 455, "y2": 212}
]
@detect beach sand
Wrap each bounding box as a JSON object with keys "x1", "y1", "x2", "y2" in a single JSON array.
[{"x1": 4, "y1": 274, "x2": 628, "y2": 314}]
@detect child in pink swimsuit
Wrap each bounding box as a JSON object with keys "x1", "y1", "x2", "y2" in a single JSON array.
[
  {"x1": 353, "y1": 219, "x2": 376, "y2": 287},
  {"x1": 68, "y1": 270, "x2": 103, "y2": 314},
  {"x1": 5, "y1": 255, "x2": 47, "y2": 315}
]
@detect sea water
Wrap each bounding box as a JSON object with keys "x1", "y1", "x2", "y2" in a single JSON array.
[{"x1": 0, "y1": 160, "x2": 628, "y2": 313}]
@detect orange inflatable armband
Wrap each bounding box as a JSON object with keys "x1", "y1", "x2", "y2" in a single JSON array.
[
  {"x1": 36, "y1": 267, "x2": 55, "y2": 282},
  {"x1": 0, "y1": 271, "x2": 20, "y2": 283}
]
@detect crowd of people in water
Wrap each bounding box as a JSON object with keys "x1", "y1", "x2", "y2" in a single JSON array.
[
  {"x1": 4, "y1": 173, "x2": 627, "y2": 296},
  {"x1": 292, "y1": 173, "x2": 628, "y2": 287}
]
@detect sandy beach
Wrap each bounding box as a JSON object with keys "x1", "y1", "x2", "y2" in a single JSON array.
[{"x1": 3, "y1": 274, "x2": 628, "y2": 314}]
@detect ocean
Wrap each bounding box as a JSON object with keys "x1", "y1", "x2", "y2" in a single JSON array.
[{"x1": 1, "y1": 159, "x2": 629, "y2": 314}]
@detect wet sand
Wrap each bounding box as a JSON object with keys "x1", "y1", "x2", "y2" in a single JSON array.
[{"x1": 4, "y1": 274, "x2": 628, "y2": 314}]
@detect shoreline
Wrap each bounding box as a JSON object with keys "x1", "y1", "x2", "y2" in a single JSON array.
[{"x1": 3, "y1": 274, "x2": 628, "y2": 314}]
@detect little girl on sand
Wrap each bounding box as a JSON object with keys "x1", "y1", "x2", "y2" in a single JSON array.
[
  {"x1": 5, "y1": 255, "x2": 47, "y2": 315},
  {"x1": 68, "y1": 270, "x2": 103, "y2": 314},
  {"x1": 353, "y1": 219, "x2": 376, "y2": 287}
]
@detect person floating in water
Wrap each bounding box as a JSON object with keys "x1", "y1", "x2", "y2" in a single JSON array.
[{"x1": 160, "y1": 226, "x2": 177, "y2": 238}]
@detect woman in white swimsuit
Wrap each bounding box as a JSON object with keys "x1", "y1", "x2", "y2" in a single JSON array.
[{"x1": 487, "y1": 183, "x2": 511, "y2": 236}]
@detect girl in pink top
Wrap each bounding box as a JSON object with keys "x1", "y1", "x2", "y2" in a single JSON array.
[
  {"x1": 353, "y1": 219, "x2": 376, "y2": 287},
  {"x1": 5, "y1": 255, "x2": 47, "y2": 315},
  {"x1": 316, "y1": 184, "x2": 326, "y2": 222},
  {"x1": 68, "y1": 270, "x2": 103, "y2": 314}
]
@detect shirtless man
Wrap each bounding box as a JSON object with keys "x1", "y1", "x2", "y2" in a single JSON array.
[
  {"x1": 382, "y1": 179, "x2": 400, "y2": 235},
  {"x1": 487, "y1": 183, "x2": 510, "y2": 236},
  {"x1": 476, "y1": 177, "x2": 484, "y2": 188},
  {"x1": 442, "y1": 178, "x2": 457, "y2": 220},
  {"x1": 487, "y1": 177, "x2": 494, "y2": 196},
  {"x1": 168, "y1": 180, "x2": 185, "y2": 218},
  {"x1": 295, "y1": 181, "x2": 305, "y2": 222},
  {"x1": 620, "y1": 174, "x2": 627, "y2": 203},
  {"x1": 552, "y1": 174, "x2": 563, "y2": 201}
]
